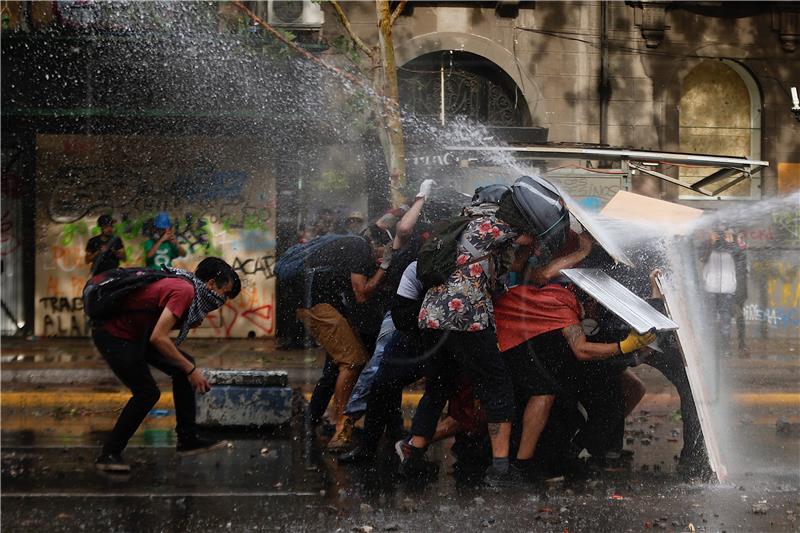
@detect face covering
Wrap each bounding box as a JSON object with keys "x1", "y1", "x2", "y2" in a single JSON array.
[{"x1": 165, "y1": 267, "x2": 226, "y2": 345}]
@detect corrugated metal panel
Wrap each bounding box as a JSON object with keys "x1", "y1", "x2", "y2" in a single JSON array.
[{"x1": 560, "y1": 268, "x2": 678, "y2": 333}]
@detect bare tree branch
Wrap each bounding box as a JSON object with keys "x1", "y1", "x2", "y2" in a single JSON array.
[
  {"x1": 389, "y1": 0, "x2": 407, "y2": 27},
  {"x1": 328, "y1": 0, "x2": 376, "y2": 59}
]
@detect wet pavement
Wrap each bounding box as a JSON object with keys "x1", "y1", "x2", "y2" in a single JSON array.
[{"x1": 2, "y1": 336, "x2": 799, "y2": 531}]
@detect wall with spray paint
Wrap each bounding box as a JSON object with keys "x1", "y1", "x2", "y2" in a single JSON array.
[
  {"x1": 744, "y1": 207, "x2": 800, "y2": 339},
  {"x1": 35, "y1": 134, "x2": 277, "y2": 338}
]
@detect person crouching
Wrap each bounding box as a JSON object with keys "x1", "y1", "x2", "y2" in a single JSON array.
[{"x1": 92, "y1": 257, "x2": 240, "y2": 472}]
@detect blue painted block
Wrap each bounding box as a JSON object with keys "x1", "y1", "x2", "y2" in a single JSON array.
[{"x1": 196, "y1": 370, "x2": 293, "y2": 427}]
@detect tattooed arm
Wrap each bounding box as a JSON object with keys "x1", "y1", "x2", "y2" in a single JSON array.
[{"x1": 562, "y1": 324, "x2": 622, "y2": 361}]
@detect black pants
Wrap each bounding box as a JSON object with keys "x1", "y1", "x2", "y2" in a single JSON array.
[
  {"x1": 307, "y1": 354, "x2": 338, "y2": 426},
  {"x1": 411, "y1": 329, "x2": 514, "y2": 440},
  {"x1": 645, "y1": 349, "x2": 708, "y2": 467},
  {"x1": 573, "y1": 361, "x2": 625, "y2": 456},
  {"x1": 360, "y1": 330, "x2": 424, "y2": 454},
  {"x1": 92, "y1": 328, "x2": 197, "y2": 455}
]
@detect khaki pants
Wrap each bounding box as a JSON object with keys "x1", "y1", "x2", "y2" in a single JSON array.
[{"x1": 297, "y1": 303, "x2": 368, "y2": 368}]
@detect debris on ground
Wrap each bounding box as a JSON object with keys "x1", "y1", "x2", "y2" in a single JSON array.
[
  {"x1": 360, "y1": 503, "x2": 374, "y2": 514},
  {"x1": 751, "y1": 501, "x2": 769, "y2": 514}
]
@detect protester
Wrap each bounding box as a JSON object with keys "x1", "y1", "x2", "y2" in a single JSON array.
[
  {"x1": 335, "y1": 181, "x2": 436, "y2": 450},
  {"x1": 700, "y1": 227, "x2": 738, "y2": 357},
  {"x1": 397, "y1": 175, "x2": 570, "y2": 487},
  {"x1": 732, "y1": 229, "x2": 749, "y2": 356},
  {"x1": 343, "y1": 210, "x2": 366, "y2": 235},
  {"x1": 85, "y1": 214, "x2": 126, "y2": 275},
  {"x1": 312, "y1": 208, "x2": 336, "y2": 238},
  {"x1": 144, "y1": 212, "x2": 187, "y2": 269},
  {"x1": 92, "y1": 257, "x2": 240, "y2": 472},
  {"x1": 640, "y1": 268, "x2": 712, "y2": 479},
  {"x1": 297, "y1": 228, "x2": 391, "y2": 452}
]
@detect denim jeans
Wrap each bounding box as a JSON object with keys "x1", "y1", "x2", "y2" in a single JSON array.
[{"x1": 344, "y1": 312, "x2": 396, "y2": 419}]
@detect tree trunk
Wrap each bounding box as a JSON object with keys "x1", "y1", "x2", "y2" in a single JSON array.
[{"x1": 375, "y1": 0, "x2": 406, "y2": 208}]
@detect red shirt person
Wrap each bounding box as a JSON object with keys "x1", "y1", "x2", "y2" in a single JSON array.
[{"x1": 92, "y1": 257, "x2": 240, "y2": 473}]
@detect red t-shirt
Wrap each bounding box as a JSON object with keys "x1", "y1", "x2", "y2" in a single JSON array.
[
  {"x1": 103, "y1": 278, "x2": 195, "y2": 341},
  {"x1": 494, "y1": 284, "x2": 582, "y2": 352}
]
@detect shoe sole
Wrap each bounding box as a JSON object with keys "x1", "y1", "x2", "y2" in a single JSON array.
[
  {"x1": 176, "y1": 440, "x2": 230, "y2": 457},
  {"x1": 95, "y1": 463, "x2": 131, "y2": 473},
  {"x1": 394, "y1": 439, "x2": 407, "y2": 463}
]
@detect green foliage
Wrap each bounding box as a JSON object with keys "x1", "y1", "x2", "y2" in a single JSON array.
[
  {"x1": 330, "y1": 35, "x2": 363, "y2": 67},
  {"x1": 313, "y1": 170, "x2": 351, "y2": 193}
]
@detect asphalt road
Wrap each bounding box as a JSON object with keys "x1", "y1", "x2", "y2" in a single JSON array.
[{"x1": 1, "y1": 337, "x2": 798, "y2": 532}]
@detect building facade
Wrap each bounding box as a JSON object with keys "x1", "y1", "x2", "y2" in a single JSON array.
[{"x1": 1, "y1": 1, "x2": 798, "y2": 339}]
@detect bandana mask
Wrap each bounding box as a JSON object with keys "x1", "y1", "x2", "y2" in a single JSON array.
[{"x1": 165, "y1": 267, "x2": 227, "y2": 345}]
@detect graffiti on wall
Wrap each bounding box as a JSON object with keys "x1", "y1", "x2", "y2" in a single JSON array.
[
  {"x1": 35, "y1": 134, "x2": 277, "y2": 338},
  {"x1": 747, "y1": 255, "x2": 800, "y2": 333}
]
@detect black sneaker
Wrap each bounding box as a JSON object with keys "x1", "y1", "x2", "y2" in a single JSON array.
[
  {"x1": 95, "y1": 453, "x2": 131, "y2": 472},
  {"x1": 337, "y1": 446, "x2": 376, "y2": 464},
  {"x1": 484, "y1": 464, "x2": 524, "y2": 489},
  {"x1": 395, "y1": 439, "x2": 439, "y2": 479},
  {"x1": 176, "y1": 436, "x2": 229, "y2": 457}
]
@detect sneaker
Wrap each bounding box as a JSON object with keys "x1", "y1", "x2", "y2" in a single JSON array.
[
  {"x1": 337, "y1": 446, "x2": 375, "y2": 464},
  {"x1": 176, "y1": 436, "x2": 229, "y2": 457},
  {"x1": 395, "y1": 439, "x2": 439, "y2": 479},
  {"x1": 326, "y1": 417, "x2": 354, "y2": 452},
  {"x1": 484, "y1": 464, "x2": 524, "y2": 489},
  {"x1": 95, "y1": 453, "x2": 131, "y2": 472}
]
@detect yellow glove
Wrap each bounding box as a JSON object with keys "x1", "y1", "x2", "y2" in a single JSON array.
[{"x1": 618, "y1": 330, "x2": 657, "y2": 354}]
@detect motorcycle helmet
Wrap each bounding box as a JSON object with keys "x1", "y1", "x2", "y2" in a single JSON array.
[{"x1": 510, "y1": 175, "x2": 570, "y2": 253}]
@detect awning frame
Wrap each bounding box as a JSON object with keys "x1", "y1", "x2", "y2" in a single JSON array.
[{"x1": 445, "y1": 144, "x2": 769, "y2": 198}]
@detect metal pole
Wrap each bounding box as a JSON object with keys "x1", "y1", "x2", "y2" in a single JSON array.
[{"x1": 599, "y1": 0, "x2": 609, "y2": 147}]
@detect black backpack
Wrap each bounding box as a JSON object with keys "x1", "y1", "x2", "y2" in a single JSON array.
[
  {"x1": 274, "y1": 234, "x2": 359, "y2": 283},
  {"x1": 416, "y1": 215, "x2": 489, "y2": 289},
  {"x1": 83, "y1": 267, "x2": 179, "y2": 321}
]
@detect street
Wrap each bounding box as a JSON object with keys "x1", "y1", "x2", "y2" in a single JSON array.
[{"x1": 2, "y1": 337, "x2": 798, "y2": 532}]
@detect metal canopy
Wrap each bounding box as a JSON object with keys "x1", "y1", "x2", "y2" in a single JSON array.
[
  {"x1": 560, "y1": 268, "x2": 679, "y2": 334},
  {"x1": 445, "y1": 144, "x2": 769, "y2": 197}
]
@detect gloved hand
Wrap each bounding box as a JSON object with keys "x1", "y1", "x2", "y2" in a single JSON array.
[
  {"x1": 380, "y1": 245, "x2": 394, "y2": 271},
  {"x1": 416, "y1": 179, "x2": 437, "y2": 200},
  {"x1": 618, "y1": 329, "x2": 657, "y2": 354}
]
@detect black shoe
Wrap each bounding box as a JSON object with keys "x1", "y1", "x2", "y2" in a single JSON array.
[
  {"x1": 484, "y1": 464, "x2": 524, "y2": 489},
  {"x1": 176, "y1": 436, "x2": 229, "y2": 457},
  {"x1": 337, "y1": 446, "x2": 375, "y2": 464},
  {"x1": 396, "y1": 439, "x2": 439, "y2": 480},
  {"x1": 95, "y1": 453, "x2": 131, "y2": 472}
]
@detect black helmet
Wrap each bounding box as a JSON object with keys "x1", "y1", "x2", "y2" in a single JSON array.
[
  {"x1": 510, "y1": 175, "x2": 570, "y2": 253},
  {"x1": 471, "y1": 184, "x2": 510, "y2": 206}
]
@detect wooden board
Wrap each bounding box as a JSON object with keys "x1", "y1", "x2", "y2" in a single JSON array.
[{"x1": 600, "y1": 190, "x2": 704, "y2": 235}]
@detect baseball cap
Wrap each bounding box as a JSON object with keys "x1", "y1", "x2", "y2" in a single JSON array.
[{"x1": 154, "y1": 212, "x2": 172, "y2": 229}]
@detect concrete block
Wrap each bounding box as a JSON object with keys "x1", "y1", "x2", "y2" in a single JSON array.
[{"x1": 196, "y1": 370, "x2": 293, "y2": 427}]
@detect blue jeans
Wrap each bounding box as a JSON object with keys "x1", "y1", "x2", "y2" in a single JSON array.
[{"x1": 344, "y1": 312, "x2": 395, "y2": 419}]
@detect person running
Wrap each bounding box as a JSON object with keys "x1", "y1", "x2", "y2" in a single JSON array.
[
  {"x1": 85, "y1": 214, "x2": 126, "y2": 275},
  {"x1": 92, "y1": 257, "x2": 240, "y2": 472}
]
